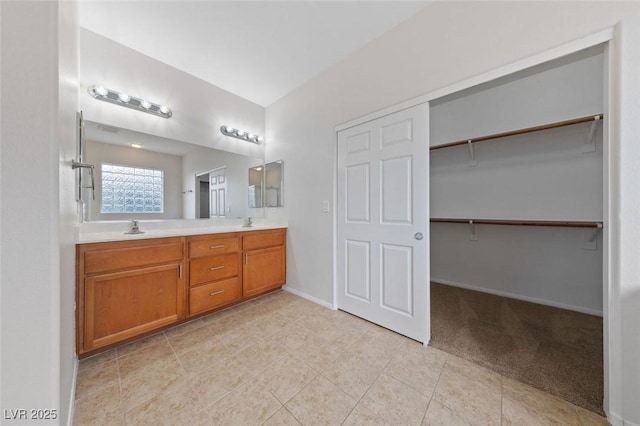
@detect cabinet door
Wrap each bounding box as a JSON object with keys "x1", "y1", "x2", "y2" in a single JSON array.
[
  {"x1": 242, "y1": 246, "x2": 286, "y2": 298},
  {"x1": 84, "y1": 263, "x2": 185, "y2": 351}
]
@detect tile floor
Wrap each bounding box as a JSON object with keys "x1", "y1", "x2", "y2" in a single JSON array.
[{"x1": 74, "y1": 290, "x2": 609, "y2": 425}]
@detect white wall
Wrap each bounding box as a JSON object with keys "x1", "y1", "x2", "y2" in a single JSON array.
[
  {"x1": 79, "y1": 29, "x2": 265, "y2": 160},
  {"x1": 431, "y1": 224, "x2": 603, "y2": 314},
  {"x1": 430, "y1": 123, "x2": 604, "y2": 220},
  {"x1": 58, "y1": 2, "x2": 80, "y2": 424},
  {"x1": 429, "y1": 47, "x2": 604, "y2": 147},
  {"x1": 430, "y1": 47, "x2": 604, "y2": 315},
  {"x1": 0, "y1": 1, "x2": 78, "y2": 424},
  {"x1": 265, "y1": 2, "x2": 640, "y2": 423},
  {"x1": 85, "y1": 140, "x2": 183, "y2": 221},
  {"x1": 182, "y1": 146, "x2": 262, "y2": 220}
]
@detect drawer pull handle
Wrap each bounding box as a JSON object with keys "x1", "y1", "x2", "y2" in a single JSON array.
[
  {"x1": 209, "y1": 266, "x2": 224, "y2": 271},
  {"x1": 209, "y1": 245, "x2": 225, "y2": 249},
  {"x1": 210, "y1": 290, "x2": 225, "y2": 296}
]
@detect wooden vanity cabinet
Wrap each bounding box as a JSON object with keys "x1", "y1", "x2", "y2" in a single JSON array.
[
  {"x1": 76, "y1": 237, "x2": 186, "y2": 355},
  {"x1": 77, "y1": 228, "x2": 287, "y2": 356},
  {"x1": 242, "y1": 229, "x2": 286, "y2": 297}
]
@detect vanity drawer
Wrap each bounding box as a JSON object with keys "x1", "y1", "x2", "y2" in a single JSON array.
[
  {"x1": 242, "y1": 229, "x2": 286, "y2": 251},
  {"x1": 189, "y1": 236, "x2": 239, "y2": 258},
  {"x1": 190, "y1": 277, "x2": 240, "y2": 315},
  {"x1": 189, "y1": 253, "x2": 239, "y2": 286},
  {"x1": 83, "y1": 239, "x2": 184, "y2": 275}
]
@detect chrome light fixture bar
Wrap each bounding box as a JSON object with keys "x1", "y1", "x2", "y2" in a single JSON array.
[
  {"x1": 88, "y1": 85, "x2": 172, "y2": 119},
  {"x1": 220, "y1": 125, "x2": 262, "y2": 144}
]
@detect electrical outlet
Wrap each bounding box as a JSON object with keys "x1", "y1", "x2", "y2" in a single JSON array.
[{"x1": 322, "y1": 200, "x2": 330, "y2": 213}]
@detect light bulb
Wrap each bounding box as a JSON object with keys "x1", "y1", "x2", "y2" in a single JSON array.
[
  {"x1": 130, "y1": 143, "x2": 142, "y2": 149},
  {"x1": 94, "y1": 86, "x2": 108, "y2": 96},
  {"x1": 140, "y1": 100, "x2": 152, "y2": 109},
  {"x1": 225, "y1": 126, "x2": 235, "y2": 133},
  {"x1": 159, "y1": 105, "x2": 170, "y2": 114},
  {"x1": 236, "y1": 130, "x2": 246, "y2": 138},
  {"x1": 257, "y1": 136, "x2": 264, "y2": 142},
  {"x1": 247, "y1": 133, "x2": 255, "y2": 140},
  {"x1": 118, "y1": 93, "x2": 131, "y2": 103}
]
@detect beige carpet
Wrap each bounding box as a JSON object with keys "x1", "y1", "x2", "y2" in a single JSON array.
[{"x1": 429, "y1": 282, "x2": 603, "y2": 415}]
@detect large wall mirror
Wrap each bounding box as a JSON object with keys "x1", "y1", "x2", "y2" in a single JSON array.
[{"x1": 81, "y1": 120, "x2": 264, "y2": 221}]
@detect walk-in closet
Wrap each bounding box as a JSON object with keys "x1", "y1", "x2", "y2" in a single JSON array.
[{"x1": 428, "y1": 45, "x2": 606, "y2": 414}]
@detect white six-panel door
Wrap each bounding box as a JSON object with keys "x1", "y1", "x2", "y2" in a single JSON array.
[
  {"x1": 337, "y1": 102, "x2": 430, "y2": 343},
  {"x1": 209, "y1": 168, "x2": 227, "y2": 217}
]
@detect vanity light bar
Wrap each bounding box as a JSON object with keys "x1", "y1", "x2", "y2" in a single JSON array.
[
  {"x1": 88, "y1": 85, "x2": 172, "y2": 119},
  {"x1": 220, "y1": 126, "x2": 262, "y2": 144}
]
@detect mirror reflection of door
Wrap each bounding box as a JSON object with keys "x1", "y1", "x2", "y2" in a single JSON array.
[
  {"x1": 265, "y1": 160, "x2": 284, "y2": 207},
  {"x1": 196, "y1": 166, "x2": 227, "y2": 218},
  {"x1": 248, "y1": 165, "x2": 264, "y2": 208},
  {"x1": 210, "y1": 168, "x2": 226, "y2": 217}
]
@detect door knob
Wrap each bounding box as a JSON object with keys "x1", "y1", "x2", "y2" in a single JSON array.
[{"x1": 414, "y1": 232, "x2": 423, "y2": 240}]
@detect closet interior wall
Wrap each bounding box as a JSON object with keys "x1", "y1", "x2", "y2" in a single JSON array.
[{"x1": 429, "y1": 45, "x2": 604, "y2": 315}]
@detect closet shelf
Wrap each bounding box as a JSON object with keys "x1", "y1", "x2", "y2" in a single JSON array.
[
  {"x1": 430, "y1": 218, "x2": 602, "y2": 229},
  {"x1": 429, "y1": 113, "x2": 604, "y2": 151}
]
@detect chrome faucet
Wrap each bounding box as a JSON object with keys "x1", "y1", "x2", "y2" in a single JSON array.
[
  {"x1": 243, "y1": 217, "x2": 253, "y2": 227},
  {"x1": 125, "y1": 220, "x2": 144, "y2": 234}
]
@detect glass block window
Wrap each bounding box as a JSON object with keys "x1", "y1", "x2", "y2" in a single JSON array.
[{"x1": 100, "y1": 164, "x2": 164, "y2": 213}]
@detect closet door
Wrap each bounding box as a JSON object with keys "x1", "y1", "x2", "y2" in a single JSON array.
[{"x1": 337, "y1": 102, "x2": 430, "y2": 343}]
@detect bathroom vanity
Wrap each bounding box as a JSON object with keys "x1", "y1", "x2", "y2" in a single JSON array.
[{"x1": 76, "y1": 226, "x2": 286, "y2": 357}]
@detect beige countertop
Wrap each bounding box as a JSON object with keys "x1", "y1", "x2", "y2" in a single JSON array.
[{"x1": 76, "y1": 219, "x2": 288, "y2": 244}]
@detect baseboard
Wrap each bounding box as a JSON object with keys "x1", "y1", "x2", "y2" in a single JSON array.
[
  {"x1": 431, "y1": 278, "x2": 603, "y2": 317},
  {"x1": 607, "y1": 412, "x2": 623, "y2": 426},
  {"x1": 608, "y1": 411, "x2": 640, "y2": 426},
  {"x1": 66, "y1": 357, "x2": 79, "y2": 426},
  {"x1": 282, "y1": 285, "x2": 337, "y2": 310}
]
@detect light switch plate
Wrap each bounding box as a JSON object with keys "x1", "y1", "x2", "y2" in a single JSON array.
[{"x1": 322, "y1": 200, "x2": 330, "y2": 213}]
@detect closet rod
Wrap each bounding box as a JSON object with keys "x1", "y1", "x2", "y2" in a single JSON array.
[
  {"x1": 430, "y1": 218, "x2": 602, "y2": 229},
  {"x1": 430, "y1": 114, "x2": 604, "y2": 151}
]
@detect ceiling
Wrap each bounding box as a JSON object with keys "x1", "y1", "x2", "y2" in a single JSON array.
[{"x1": 78, "y1": 1, "x2": 430, "y2": 107}]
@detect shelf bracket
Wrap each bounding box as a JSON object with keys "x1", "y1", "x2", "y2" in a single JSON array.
[
  {"x1": 582, "y1": 115, "x2": 600, "y2": 153},
  {"x1": 469, "y1": 220, "x2": 478, "y2": 241},
  {"x1": 467, "y1": 140, "x2": 478, "y2": 167},
  {"x1": 583, "y1": 223, "x2": 602, "y2": 250},
  {"x1": 588, "y1": 223, "x2": 603, "y2": 243}
]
